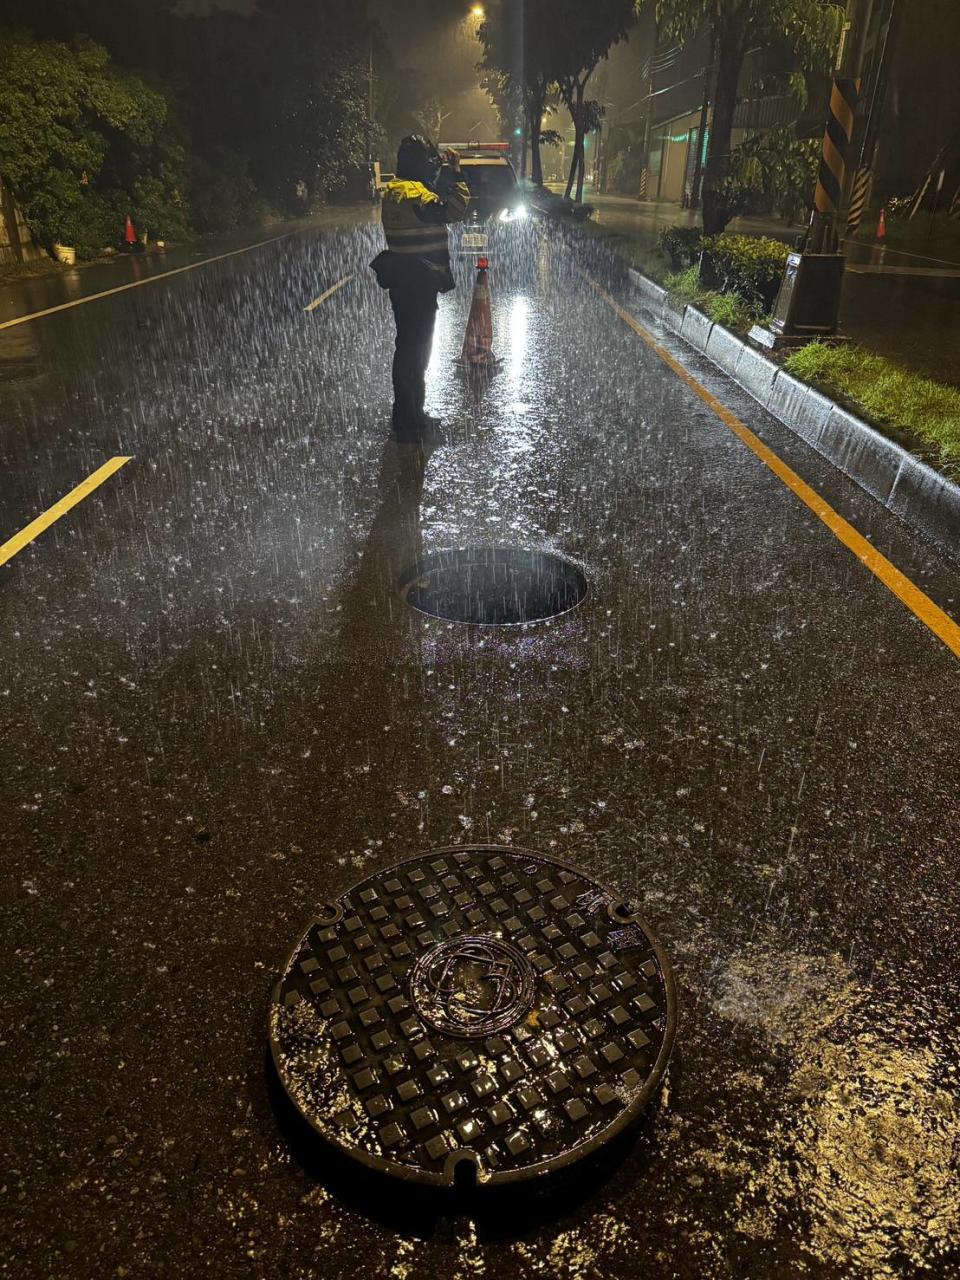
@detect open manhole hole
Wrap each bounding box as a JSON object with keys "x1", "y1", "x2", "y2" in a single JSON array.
[
  {"x1": 270, "y1": 845, "x2": 677, "y2": 1189},
  {"x1": 398, "y1": 547, "x2": 588, "y2": 625}
]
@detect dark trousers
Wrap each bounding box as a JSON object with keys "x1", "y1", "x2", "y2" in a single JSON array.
[{"x1": 389, "y1": 284, "x2": 438, "y2": 435}]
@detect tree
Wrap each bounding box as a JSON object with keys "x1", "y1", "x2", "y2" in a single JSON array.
[
  {"x1": 654, "y1": 0, "x2": 843, "y2": 235},
  {"x1": 224, "y1": 0, "x2": 375, "y2": 210},
  {"x1": 561, "y1": 96, "x2": 605, "y2": 202},
  {"x1": 479, "y1": 0, "x2": 635, "y2": 196},
  {"x1": 414, "y1": 98, "x2": 451, "y2": 145},
  {"x1": 551, "y1": 1, "x2": 637, "y2": 202},
  {"x1": 0, "y1": 30, "x2": 187, "y2": 252},
  {"x1": 478, "y1": 0, "x2": 550, "y2": 184}
]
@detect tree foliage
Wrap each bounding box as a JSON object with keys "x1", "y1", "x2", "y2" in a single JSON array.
[
  {"x1": 241, "y1": 0, "x2": 373, "y2": 210},
  {"x1": 723, "y1": 125, "x2": 820, "y2": 223},
  {"x1": 651, "y1": 0, "x2": 842, "y2": 233},
  {"x1": 478, "y1": 0, "x2": 551, "y2": 183},
  {"x1": 1, "y1": 0, "x2": 379, "y2": 249},
  {"x1": 0, "y1": 30, "x2": 187, "y2": 252},
  {"x1": 479, "y1": 0, "x2": 636, "y2": 197}
]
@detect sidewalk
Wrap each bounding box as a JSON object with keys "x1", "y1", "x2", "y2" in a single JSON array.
[
  {"x1": 583, "y1": 192, "x2": 960, "y2": 389},
  {"x1": 589, "y1": 193, "x2": 797, "y2": 246}
]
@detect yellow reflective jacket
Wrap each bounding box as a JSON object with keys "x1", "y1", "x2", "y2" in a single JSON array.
[{"x1": 376, "y1": 175, "x2": 470, "y2": 292}]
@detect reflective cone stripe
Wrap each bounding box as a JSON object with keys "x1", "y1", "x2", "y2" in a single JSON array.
[
  {"x1": 846, "y1": 165, "x2": 871, "y2": 235},
  {"x1": 459, "y1": 268, "x2": 496, "y2": 365},
  {"x1": 815, "y1": 77, "x2": 859, "y2": 216}
]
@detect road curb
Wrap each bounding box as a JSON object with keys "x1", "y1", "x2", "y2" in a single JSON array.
[{"x1": 628, "y1": 265, "x2": 960, "y2": 564}]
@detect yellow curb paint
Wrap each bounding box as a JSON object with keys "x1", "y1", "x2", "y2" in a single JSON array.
[
  {"x1": 304, "y1": 275, "x2": 355, "y2": 312},
  {"x1": 0, "y1": 456, "x2": 132, "y2": 568},
  {"x1": 0, "y1": 234, "x2": 292, "y2": 332},
  {"x1": 588, "y1": 276, "x2": 960, "y2": 661}
]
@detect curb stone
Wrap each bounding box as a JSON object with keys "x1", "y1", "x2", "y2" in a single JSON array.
[{"x1": 627, "y1": 265, "x2": 960, "y2": 565}]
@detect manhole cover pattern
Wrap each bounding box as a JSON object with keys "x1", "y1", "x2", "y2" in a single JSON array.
[
  {"x1": 270, "y1": 846, "x2": 676, "y2": 1187},
  {"x1": 399, "y1": 547, "x2": 588, "y2": 625}
]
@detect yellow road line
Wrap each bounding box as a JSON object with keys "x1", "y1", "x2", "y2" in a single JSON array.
[
  {"x1": 0, "y1": 456, "x2": 132, "y2": 568},
  {"x1": 588, "y1": 276, "x2": 960, "y2": 661},
  {"x1": 304, "y1": 275, "x2": 355, "y2": 312},
  {"x1": 0, "y1": 234, "x2": 292, "y2": 332}
]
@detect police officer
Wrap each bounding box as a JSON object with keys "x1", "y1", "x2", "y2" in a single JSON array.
[{"x1": 371, "y1": 135, "x2": 470, "y2": 442}]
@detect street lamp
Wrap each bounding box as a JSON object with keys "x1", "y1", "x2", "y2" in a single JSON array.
[{"x1": 471, "y1": 5, "x2": 485, "y2": 18}]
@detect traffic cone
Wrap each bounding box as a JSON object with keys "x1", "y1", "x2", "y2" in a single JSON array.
[
  {"x1": 870, "y1": 205, "x2": 887, "y2": 265},
  {"x1": 455, "y1": 258, "x2": 499, "y2": 371},
  {"x1": 124, "y1": 215, "x2": 137, "y2": 246}
]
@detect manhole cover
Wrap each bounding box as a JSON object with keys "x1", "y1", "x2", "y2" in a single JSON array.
[
  {"x1": 270, "y1": 845, "x2": 677, "y2": 1188},
  {"x1": 398, "y1": 547, "x2": 588, "y2": 625}
]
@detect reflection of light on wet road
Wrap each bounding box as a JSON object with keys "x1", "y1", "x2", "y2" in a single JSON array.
[
  {"x1": 424, "y1": 295, "x2": 453, "y2": 400},
  {"x1": 506, "y1": 294, "x2": 529, "y2": 386},
  {"x1": 499, "y1": 294, "x2": 535, "y2": 456}
]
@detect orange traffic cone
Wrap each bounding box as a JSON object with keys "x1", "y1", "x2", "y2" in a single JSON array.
[
  {"x1": 455, "y1": 258, "x2": 499, "y2": 371},
  {"x1": 124, "y1": 215, "x2": 137, "y2": 245},
  {"x1": 876, "y1": 206, "x2": 887, "y2": 240}
]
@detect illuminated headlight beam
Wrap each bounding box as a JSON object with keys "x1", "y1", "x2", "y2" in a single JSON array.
[{"x1": 499, "y1": 204, "x2": 528, "y2": 223}]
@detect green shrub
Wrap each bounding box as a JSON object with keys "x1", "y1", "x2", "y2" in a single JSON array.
[
  {"x1": 785, "y1": 341, "x2": 960, "y2": 477},
  {"x1": 724, "y1": 127, "x2": 819, "y2": 224},
  {"x1": 188, "y1": 150, "x2": 259, "y2": 234},
  {"x1": 701, "y1": 233, "x2": 789, "y2": 308},
  {"x1": 657, "y1": 225, "x2": 703, "y2": 271}
]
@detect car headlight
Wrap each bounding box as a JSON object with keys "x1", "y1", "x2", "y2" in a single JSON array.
[{"x1": 499, "y1": 204, "x2": 529, "y2": 223}]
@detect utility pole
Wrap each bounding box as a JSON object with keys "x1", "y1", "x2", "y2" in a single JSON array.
[
  {"x1": 367, "y1": 37, "x2": 374, "y2": 164},
  {"x1": 753, "y1": 0, "x2": 879, "y2": 347},
  {"x1": 639, "y1": 16, "x2": 657, "y2": 200},
  {"x1": 846, "y1": 0, "x2": 902, "y2": 235},
  {"x1": 807, "y1": 0, "x2": 876, "y2": 254},
  {"x1": 690, "y1": 29, "x2": 717, "y2": 212}
]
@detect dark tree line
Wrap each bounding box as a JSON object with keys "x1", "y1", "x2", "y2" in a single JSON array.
[{"x1": 1, "y1": 0, "x2": 381, "y2": 253}]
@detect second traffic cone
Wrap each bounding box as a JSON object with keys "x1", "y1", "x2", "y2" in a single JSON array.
[
  {"x1": 456, "y1": 258, "x2": 499, "y2": 370},
  {"x1": 124, "y1": 215, "x2": 137, "y2": 245},
  {"x1": 876, "y1": 206, "x2": 887, "y2": 240}
]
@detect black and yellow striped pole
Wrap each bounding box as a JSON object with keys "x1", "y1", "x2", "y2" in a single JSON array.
[
  {"x1": 809, "y1": 76, "x2": 860, "y2": 252},
  {"x1": 846, "y1": 164, "x2": 872, "y2": 236},
  {"x1": 753, "y1": 0, "x2": 877, "y2": 345}
]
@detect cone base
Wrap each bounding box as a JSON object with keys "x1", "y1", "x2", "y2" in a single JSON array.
[{"x1": 453, "y1": 354, "x2": 501, "y2": 369}]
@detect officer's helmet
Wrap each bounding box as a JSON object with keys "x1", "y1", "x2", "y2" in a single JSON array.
[{"x1": 396, "y1": 135, "x2": 441, "y2": 186}]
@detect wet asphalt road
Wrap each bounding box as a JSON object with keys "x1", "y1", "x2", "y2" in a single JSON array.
[{"x1": 2, "y1": 209, "x2": 959, "y2": 1280}]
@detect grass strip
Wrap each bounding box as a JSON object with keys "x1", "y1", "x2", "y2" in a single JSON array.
[
  {"x1": 552, "y1": 205, "x2": 960, "y2": 486},
  {"x1": 784, "y1": 341, "x2": 960, "y2": 481}
]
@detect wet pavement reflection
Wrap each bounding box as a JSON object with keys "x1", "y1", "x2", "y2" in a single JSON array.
[{"x1": 1, "y1": 211, "x2": 959, "y2": 1279}]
